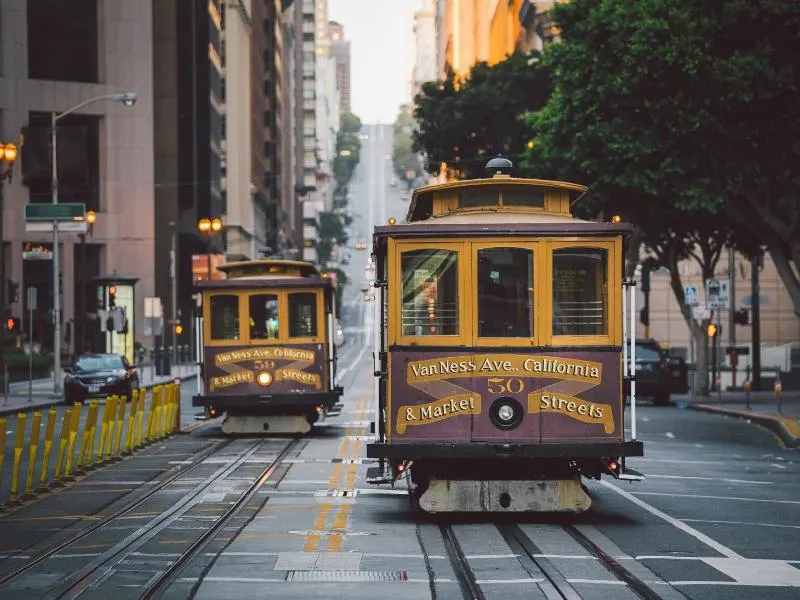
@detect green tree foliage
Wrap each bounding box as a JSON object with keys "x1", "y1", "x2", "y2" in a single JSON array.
[
  {"x1": 392, "y1": 104, "x2": 423, "y2": 183},
  {"x1": 523, "y1": 0, "x2": 795, "y2": 394},
  {"x1": 333, "y1": 112, "x2": 363, "y2": 194},
  {"x1": 413, "y1": 51, "x2": 552, "y2": 179}
]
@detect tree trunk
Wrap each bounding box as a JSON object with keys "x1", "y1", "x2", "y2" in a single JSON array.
[
  {"x1": 693, "y1": 324, "x2": 710, "y2": 397},
  {"x1": 766, "y1": 244, "x2": 800, "y2": 319}
]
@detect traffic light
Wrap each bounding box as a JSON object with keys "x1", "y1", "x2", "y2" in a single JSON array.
[
  {"x1": 639, "y1": 306, "x2": 649, "y2": 327},
  {"x1": 175, "y1": 322, "x2": 183, "y2": 335},
  {"x1": 108, "y1": 285, "x2": 117, "y2": 307},
  {"x1": 5, "y1": 316, "x2": 19, "y2": 332},
  {"x1": 707, "y1": 323, "x2": 719, "y2": 338},
  {"x1": 733, "y1": 308, "x2": 749, "y2": 325}
]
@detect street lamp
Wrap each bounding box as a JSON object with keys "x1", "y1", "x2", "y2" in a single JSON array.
[
  {"x1": 0, "y1": 142, "x2": 18, "y2": 398},
  {"x1": 51, "y1": 92, "x2": 137, "y2": 394},
  {"x1": 197, "y1": 217, "x2": 223, "y2": 280},
  {"x1": 76, "y1": 210, "x2": 96, "y2": 357}
]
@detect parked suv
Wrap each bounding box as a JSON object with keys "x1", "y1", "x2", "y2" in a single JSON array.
[{"x1": 634, "y1": 339, "x2": 672, "y2": 406}]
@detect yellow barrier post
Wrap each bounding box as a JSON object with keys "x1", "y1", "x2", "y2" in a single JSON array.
[
  {"x1": 124, "y1": 390, "x2": 137, "y2": 455},
  {"x1": 36, "y1": 409, "x2": 57, "y2": 492},
  {"x1": 74, "y1": 402, "x2": 92, "y2": 476},
  {"x1": 103, "y1": 396, "x2": 117, "y2": 461},
  {"x1": 154, "y1": 386, "x2": 164, "y2": 439},
  {"x1": 162, "y1": 384, "x2": 171, "y2": 435},
  {"x1": 174, "y1": 380, "x2": 182, "y2": 433},
  {"x1": 52, "y1": 408, "x2": 72, "y2": 487},
  {"x1": 8, "y1": 413, "x2": 27, "y2": 504},
  {"x1": 79, "y1": 402, "x2": 99, "y2": 471},
  {"x1": 97, "y1": 397, "x2": 113, "y2": 465},
  {"x1": 22, "y1": 411, "x2": 42, "y2": 499},
  {"x1": 0, "y1": 418, "x2": 7, "y2": 505},
  {"x1": 136, "y1": 389, "x2": 146, "y2": 448},
  {"x1": 63, "y1": 402, "x2": 81, "y2": 480},
  {"x1": 113, "y1": 394, "x2": 127, "y2": 458},
  {"x1": 146, "y1": 387, "x2": 159, "y2": 442}
]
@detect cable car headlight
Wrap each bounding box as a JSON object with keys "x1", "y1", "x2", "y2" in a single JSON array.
[
  {"x1": 256, "y1": 370, "x2": 273, "y2": 387},
  {"x1": 490, "y1": 398, "x2": 523, "y2": 430}
]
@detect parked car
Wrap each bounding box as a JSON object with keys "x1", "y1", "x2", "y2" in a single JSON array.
[
  {"x1": 64, "y1": 353, "x2": 139, "y2": 405},
  {"x1": 634, "y1": 339, "x2": 672, "y2": 406}
]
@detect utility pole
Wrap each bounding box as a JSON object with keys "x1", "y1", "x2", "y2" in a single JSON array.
[
  {"x1": 751, "y1": 252, "x2": 762, "y2": 390},
  {"x1": 728, "y1": 248, "x2": 736, "y2": 389},
  {"x1": 170, "y1": 221, "x2": 178, "y2": 365}
]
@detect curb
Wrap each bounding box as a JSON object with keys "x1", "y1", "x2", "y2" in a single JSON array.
[
  {"x1": 689, "y1": 403, "x2": 800, "y2": 449},
  {"x1": 0, "y1": 373, "x2": 198, "y2": 417}
]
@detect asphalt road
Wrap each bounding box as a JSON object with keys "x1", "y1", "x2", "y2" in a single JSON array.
[{"x1": 0, "y1": 125, "x2": 797, "y2": 599}]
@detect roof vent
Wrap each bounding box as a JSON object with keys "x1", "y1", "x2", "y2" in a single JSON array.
[{"x1": 486, "y1": 156, "x2": 513, "y2": 178}]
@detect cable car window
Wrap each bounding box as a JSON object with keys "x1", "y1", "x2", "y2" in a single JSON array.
[
  {"x1": 552, "y1": 248, "x2": 608, "y2": 336},
  {"x1": 401, "y1": 249, "x2": 459, "y2": 336},
  {"x1": 459, "y1": 189, "x2": 498, "y2": 208},
  {"x1": 502, "y1": 189, "x2": 545, "y2": 208},
  {"x1": 289, "y1": 292, "x2": 317, "y2": 337},
  {"x1": 249, "y1": 294, "x2": 280, "y2": 340},
  {"x1": 210, "y1": 295, "x2": 240, "y2": 340},
  {"x1": 477, "y1": 248, "x2": 533, "y2": 337}
]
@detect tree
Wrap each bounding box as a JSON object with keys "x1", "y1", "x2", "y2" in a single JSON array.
[
  {"x1": 392, "y1": 104, "x2": 423, "y2": 183},
  {"x1": 523, "y1": 0, "x2": 770, "y2": 395},
  {"x1": 340, "y1": 112, "x2": 362, "y2": 135},
  {"x1": 413, "y1": 52, "x2": 552, "y2": 179},
  {"x1": 332, "y1": 112, "x2": 363, "y2": 198}
]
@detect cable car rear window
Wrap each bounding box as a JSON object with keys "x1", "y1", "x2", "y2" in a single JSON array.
[
  {"x1": 249, "y1": 293, "x2": 280, "y2": 340},
  {"x1": 552, "y1": 248, "x2": 608, "y2": 336},
  {"x1": 502, "y1": 189, "x2": 545, "y2": 207},
  {"x1": 401, "y1": 249, "x2": 459, "y2": 336},
  {"x1": 210, "y1": 295, "x2": 240, "y2": 340}
]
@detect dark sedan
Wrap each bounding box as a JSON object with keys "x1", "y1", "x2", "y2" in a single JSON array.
[
  {"x1": 63, "y1": 353, "x2": 140, "y2": 404},
  {"x1": 634, "y1": 339, "x2": 672, "y2": 406}
]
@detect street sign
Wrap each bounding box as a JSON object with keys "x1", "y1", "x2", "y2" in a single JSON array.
[
  {"x1": 144, "y1": 297, "x2": 163, "y2": 318},
  {"x1": 683, "y1": 285, "x2": 698, "y2": 306},
  {"x1": 22, "y1": 244, "x2": 53, "y2": 260},
  {"x1": 725, "y1": 346, "x2": 750, "y2": 356},
  {"x1": 26, "y1": 286, "x2": 37, "y2": 311},
  {"x1": 24, "y1": 203, "x2": 86, "y2": 221},
  {"x1": 705, "y1": 277, "x2": 731, "y2": 310},
  {"x1": 692, "y1": 306, "x2": 711, "y2": 320},
  {"x1": 25, "y1": 220, "x2": 88, "y2": 233},
  {"x1": 144, "y1": 316, "x2": 164, "y2": 336}
]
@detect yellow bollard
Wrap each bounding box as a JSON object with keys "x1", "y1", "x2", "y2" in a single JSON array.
[
  {"x1": 136, "y1": 389, "x2": 146, "y2": 448},
  {"x1": 86, "y1": 400, "x2": 100, "y2": 468},
  {"x1": 154, "y1": 386, "x2": 164, "y2": 439},
  {"x1": 174, "y1": 381, "x2": 182, "y2": 433},
  {"x1": 103, "y1": 396, "x2": 117, "y2": 461},
  {"x1": 161, "y1": 385, "x2": 171, "y2": 436},
  {"x1": 146, "y1": 387, "x2": 159, "y2": 442},
  {"x1": 23, "y1": 411, "x2": 42, "y2": 498},
  {"x1": 75, "y1": 402, "x2": 92, "y2": 474},
  {"x1": 37, "y1": 409, "x2": 57, "y2": 492},
  {"x1": 0, "y1": 418, "x2": 6, "y2": 500},
  {"x1": 9, "y1": 413, "x2": 27, "y2": 503},
  {"x1": 113, "y1": 394, "x2": 127, "y2": 458},
  {"x1": 97, "y1": 397, "x2": 113, "y2": 465},
  {"x1": 125, "y1": 390, "x2": 137, "y2": 455},
  {"x1": 63, "y1": 403, "x2": 81, "y2": 480},
  {"x1": 79, "y1": 402, "x2": 99, "y2": 470},
  {"x1": 53, "y1": 409, "x2": 72, "y2": 484}
]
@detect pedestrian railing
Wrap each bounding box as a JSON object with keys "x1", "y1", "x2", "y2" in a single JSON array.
[{"x1": 0, "y1": 382, "x2": 182, "y2": 507}]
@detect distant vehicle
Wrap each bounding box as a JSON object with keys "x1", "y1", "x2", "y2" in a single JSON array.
[
  {"x1": 335, "y1": 325, "x2": 345, "y2": 347},
  {"x1": 359, "y1": 133, "x2": 368, "y2": 140},
  {"x1": 341, "y1": 255, "x2": 350, "y2": 265},
  {"x1": 400, "y1": 191, "x2": 409, "y2": 202},
  {"x1": 355, "y1": 241, "x2": 367, "y2": 250},
  {"x1": 361, "y1": 281, "x2": 370, "y2": 292},
  {"x1": 634, "y1": 339, "x2": 673, "y2": 406},
  {"x1": 390, "y1": 177, "x2": 398, "y2": 187},
  {"x1": 64, "y1": 353, "x2": 139, "y2": 405}
]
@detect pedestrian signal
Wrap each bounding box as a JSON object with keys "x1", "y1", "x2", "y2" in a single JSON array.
[
  {"x1": 5, "y1": 316, "x2": 19, "y2": 332},
  {"x1": 108, "y1": 285, "x2": 117, "y2": 307},
  {"x1": 707, "y1": 323, "x2": 718, "y2": 337},
  {"x1": 175, "y1": 323, "x2": 183, "y2": 335}
]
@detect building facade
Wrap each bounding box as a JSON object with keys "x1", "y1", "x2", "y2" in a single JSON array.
[
  {"x1": 1, "y1": 0, "x2": 156, "y2": 361},
  {"x1": 329, "y1": 21, "x2": 351, "y2": 115},
  {"x1": 413, "y1": 0, "x2": 438, "y2": 95}
]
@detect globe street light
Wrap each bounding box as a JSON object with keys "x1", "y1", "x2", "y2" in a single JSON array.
[
  {"x1": 51, "y1": 93, "x2": 137, "y2": 394},
  {"x1": 197, "y1": 218, "x2": 223, "y2": 280},
  {"x1": 77, "y1": 210, "x2": 97, "y2": 356}
]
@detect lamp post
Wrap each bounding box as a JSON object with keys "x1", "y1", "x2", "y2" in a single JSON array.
[
  {"x1": 197, "y1": 217, "x2": 223, "y2": 280},
  {"x1": 169, "y1": 220, "x2": 178, "y2": 365},
  {"x1": 0, "y1": 142, "x2": 18, "y2": 398},
  {"x1": 77, "y1": 210, "x2": 96, "y2": 357},
  {"x1": 51, "y1": 92, "x2": 137, "y2": 394}
]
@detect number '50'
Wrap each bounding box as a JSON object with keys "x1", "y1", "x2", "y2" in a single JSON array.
[{"x1": 487, "y1": 377, "x2": 525, "y2": 394}]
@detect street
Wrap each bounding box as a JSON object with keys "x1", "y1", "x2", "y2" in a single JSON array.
[{"x1": 0, "y1": 124, "x2": 797, "y2": 599}]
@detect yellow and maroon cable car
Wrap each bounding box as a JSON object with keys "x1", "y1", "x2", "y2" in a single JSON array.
[
  {"x1": 366, "y1": 157, "x2": 644, "y2": 512},
  {"x1": 193, "y1": 259, "x2": 343, "y2": 434}
]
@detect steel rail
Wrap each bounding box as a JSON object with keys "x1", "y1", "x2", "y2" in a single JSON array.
[
  {"x1": 0, "y1": 438, "x2": 232, "y2": 587},
  {"x1": 39, "y1": 439, "x2": 269, "y2": 600},
  {"x1": 439, "y1": 524, "x2": 487, "y2": 600},
  {"x1": 141, "y1": 437, "x2": 301, "y2": 599}
]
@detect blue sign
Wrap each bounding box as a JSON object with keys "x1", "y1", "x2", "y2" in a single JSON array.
[{"x1": 683, "y1": 285, "x2": 698, "y2": 306}]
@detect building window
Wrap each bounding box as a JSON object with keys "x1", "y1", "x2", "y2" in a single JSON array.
[
  {"x1": 210, "y1": 295, "x2": 240, "y2": 340},
  {"x1": 27, "y1": 0, "x2": 98, "y2": 82},
  {"x1": 552, "y1": 248, "x2": 608, "y2": 336},
  {"x1": 302, "y1": 90, "x2": 315, "y2": 100}
]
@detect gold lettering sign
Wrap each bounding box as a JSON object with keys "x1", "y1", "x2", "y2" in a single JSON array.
[
  {"x1": 209, "y1": 369, "x2": 254, "y2": 391},
  {"x1": 396, "y1": 394, "x2": 481, "y2": 434},
  {"x1": 527, "y1": 392, "x2": 615, "y2": 434},
  {"x1": 407, "y1": 354, "x2": 602, "y2": 384},
  {"x1": 276, "y1": 368, "x2": 321, "y2": 389},
  {"x1": 215, "y1": 347, "x2": 315, "y2": 367}
]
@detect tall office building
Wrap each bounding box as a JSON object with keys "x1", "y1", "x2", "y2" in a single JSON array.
[
  {"x1": 329, "y1": 21, "x2": 351, "y2": 115},
  {"x1": 413, "y1": 0, "x2": 438, "y2": 95}
]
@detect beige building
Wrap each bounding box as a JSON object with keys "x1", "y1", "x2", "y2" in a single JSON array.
[{"x1": 0, "y1": 0, "x2": 155, "y2": 361}]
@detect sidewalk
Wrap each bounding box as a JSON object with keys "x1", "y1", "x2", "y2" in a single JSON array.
[
  {"x1": 681, "y1": 389, "x2": 800, "y2": 449},
  {"x1": 0, "y1": 364, "x2": 198, "y2": 416}
]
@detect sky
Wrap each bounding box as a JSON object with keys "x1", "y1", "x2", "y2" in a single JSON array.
[{"x1": 328, "y1": 0, "x2": 418, "y2": 124}]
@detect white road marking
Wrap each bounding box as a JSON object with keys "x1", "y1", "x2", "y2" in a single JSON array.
[
  {"x1": 466, "y1": 554, "x2": 519, "y2": 559},
  {"x1": 681, "y1": 518, "x2": 800, "y2": 530},
  {"x1": 633, "y1": 491, "x2": 800, "y2": 505},
  {"x1": 771, "y1": 463, "x2": 788, "y2": 469},
  {"x1": 476, "y1": 578, "x2": 544, "y2": 584},
  {"x1": 665, "y1": 432, "x2": 675, "y2": 438},
  {"x1": 567, "y1": 579, "x2": 627, "y2": 585},
  {"x1": 337, "y1": 343, "x2": 368, "y2": 381},
  {"x1": 599, "y1": 480, "x2": 743, "y2": 559},
  {"x1": 646, "y1": 474, "x2": 773, "y2": 485}
]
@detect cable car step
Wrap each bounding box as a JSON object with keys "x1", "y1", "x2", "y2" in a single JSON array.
[
  {"x1": 619, "y1": 466, "x2": 645, "y2": 481},
  {"x1": 366, "y1": 466, "x2": 393, "y2": 485}
]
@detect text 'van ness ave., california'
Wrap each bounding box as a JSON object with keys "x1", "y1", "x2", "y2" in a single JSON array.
[
  {"x1": 406, "y1": 354, "x2": 603, "y2": 384},
  {"x1": 215, "y1": 347, "x2": 315, "y2": 367}
]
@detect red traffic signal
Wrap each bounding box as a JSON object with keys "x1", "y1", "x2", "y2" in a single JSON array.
[{"x1": 5, "y1": 317, "x2": 14, "y2": 331}]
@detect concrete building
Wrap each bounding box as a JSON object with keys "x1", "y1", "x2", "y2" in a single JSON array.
[
  {"x1": 1, "y1": 0, "x2": 156, "y2": 362},
  {"x1": 437, "y1": 0, "x2": 492, "y2": 78},
  {"x1": 314, "y1": 2, "x2": 338, "y2": 213},
  {"x1": 329, "y1": 21, "x2": 351, "y2": 116},
  {"x1": 281, "y1": 1, "x2": 299, "y2": 252},
  {"x1": 413, "y1": 0, "x2": 438, "y2": 95}
]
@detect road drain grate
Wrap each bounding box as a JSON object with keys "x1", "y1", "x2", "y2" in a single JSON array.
[{"x1": 285, "y1": 570, "x2": 408, "y2": 582}]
